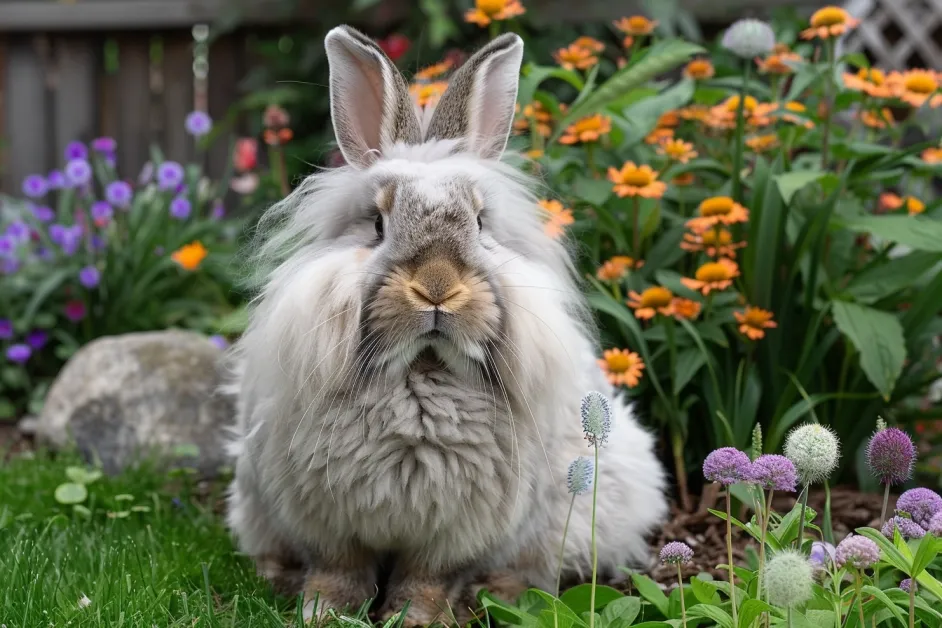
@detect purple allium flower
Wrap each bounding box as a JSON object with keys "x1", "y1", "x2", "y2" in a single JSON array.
[
  {"x1": 659, "y1": 541, "x2": 694, "y2": 565},
  {"x1": 580, "y1": 391, "x2": 612, "y2": 447},
  {"x1": 91, "y1": 201, "x2": 113, "y2": 224},
  {"x1": 79, "y1": 265, "x2": 100, "y2": 288},
  {"x1": 91, "y1": 137, "x2": 116, "y2": 153},
  {"x1": 882, "y1": 516, "x2": 926, "y2": 540},
  {"x1": 64, "y1": 300, "x2": 86, "y2": 322},
  {"x1": 835, "y1": 535, "x2": 881, "y2": 570},
  {"x1": 896, "y1": 488, "x2": 942, "y2": 528},
  {"x1": 170, "y1": 197, "x2": 192, "y2": 220},
  {"x1": 105, "y1": 181, "x2": 133, "y2": 209},
  {"x1": 22, "y1": 174, "x2": 48, "y2": 198},
  {"x1": 26, "y1": 329, "x2": 48, "y2": 350},
  {"x1": 928, "y1": 512, "x2": 942, "y2": 536},
  {"x1": 138, "y1": 161, "x2": 154, "y2": 185},
  {"x1": 5, "y1": 221, "x2": 29, "y2": 243},
  {"x1": 211, "y1": 200, "x2": 225, "y2": 219},
  {"x1": 900, "y1": 579, "x2": 914, "y2": 593},
  {"x1": 50, "y1": 224, "x2": 83, "y2": 256},
  {"x1": 748, "y1": 454, "x2": 798, "y2": 492},
  {"x1": 566, "y1": 456, "x2": 593, "y2": 495},
  {"x1": 31, "y1": 205, "x2": 55, "y2": 222},
  {"x1": 157, "y1": 162, "x2": 185, "y2": 191},
  {"x1": 6, "y1": 344, "x2": 31, "y2": 364},
  {"x1": 185, "y1": 111, "x2": 213, "y2": 137},
  {"x1": 703, "y1": 447, "x2": 751, "y2": 485},
  {"x1": 64, "y1": 141, "x2": 88, "y2": 161},
  {"x1": 46, "y1": 170, "x2": 67, "y2": 189},
  {"x1": 0, "y1": 319, "x2": 12, "y2": 339},
  {"x1": 809, "y1": 541, "x2": 836, "y2": 573},
  {"x1": 867, "y1": 427, "x2": 915, "y2": 485},
  {"x1": 0, "y1": 236, "x2": 15, "y2": 258},
  {"x1": 65, "y1": 159, "x2": 92, "y2": 187}
]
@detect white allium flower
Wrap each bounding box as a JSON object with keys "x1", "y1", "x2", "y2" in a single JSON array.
[
  {"x1": 765, "y1": 550, "x2": 814, "y2": 609},
  {"x1": 785, "y1": 423, "x2": 840, "y2": 485},
  {"x1": 722, "y1": 18, "x2": 776, "y2": 59}
]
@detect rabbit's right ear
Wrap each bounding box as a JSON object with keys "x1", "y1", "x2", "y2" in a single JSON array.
[{"x1": 325, "y1": 26, "x2": 421, "y2": 169}]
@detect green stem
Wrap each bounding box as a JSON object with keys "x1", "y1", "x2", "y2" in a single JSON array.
[
  {"x1": 873, "y1": 482, "x2": 891, "y2": 588},
  {"x1": 677, "y1": 564, "x2": 687, "y2": 628},
  {"x1": 731, "y1": 61, "x2": 751, "y2": 203},
  {"x1": 589, "y1": 445, "x2": 599, "y2": 628},
  {"x1": 759, "y1": 489, "x2": 774, "y2": 604},
  {"x1": 632, "y1": 196, "x2": 640, "y2": 257},
  {"x1": 726, "y1": 489, "x2": 738, "y2": 627},
  {"x1": 788, "y1": 606, "x2": 793, "y2": 628},
  {"x1": 586, "y1": 143, "x2": 596, "y2": 177},
  {"x1": 855, "y1": 572, "x2": 866, "y2": 628},
  {"x1": 820, "y1": 39, "x2": 836, "y2": 169},
  {"x1": 488, "y1": 21, "x2": 500, "y2": 40},
  {"x1": 555, "y1": 495, "x2": 576, "y2": 596},
  {"x1": 909, "y1": 579, "x2": 915, "y2": 628},
  {"x1": 797, "y1": 484, "x2": 810, "y2": 549},
  {"x1": 823, "y1": 480, "x2": 834, "y2": 545}
]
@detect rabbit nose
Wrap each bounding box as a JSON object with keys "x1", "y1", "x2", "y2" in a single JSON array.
[{"x1": 406, "y1": 258, "x2": 470, "y2": 313}]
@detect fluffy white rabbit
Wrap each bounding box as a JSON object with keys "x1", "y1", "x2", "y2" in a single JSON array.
[{"x1": 225, "y1": 25, "x2": 667, "y2": 625}]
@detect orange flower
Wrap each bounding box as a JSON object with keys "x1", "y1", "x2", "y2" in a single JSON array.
[
  {"x1": 627, "y1": 286, "x2": 674, "y2": 319},
  {"x1": 734, "y1": 306, "x2": 777, "y2": 340},
  {"x1": 525, "y1": 149, "x2": 545, "y2": 159},
  {"x1": 723, "y1": 95, "x2": 759, "y2": 113},
  {"x1": 800, "y1": 6, "x2": 859, "y2": 40},
  {"x1": 657, "y1": 138, "x2": 698, "y2": 163},
  {"x1": 614, "y1": 15, "x2": 657, "y2": 36},
  {"x1": 706, "y1": 96, "x2": 762, "y2": 130},
  {"x1": 904, "y1": 197, "x2": 926, "y2": 216},
  {"x1": 859, "y1": 108, "x2": 894, "y2": 129},
  {"x1": 681, "y1": 227, "x2": 746, "y2": 258},
  {"x1": 410, "y1": 81, "x2": 448, "y2": 108},
  {"x1": 922, "y1": 147, "x2": 942, "y2": 164},
  {"x1": 672, "y1": 172, "x2": 696, "y2": 186},
  {"x1": 657, "y1": 111, "x2": 681, "y2": 128},
  {"x1": 888, "y1": 70, "x2": 942, "y2": 108},
  {"x1": 554, "y1": 43, "x2": 599, "y2": 70},
  {"x1": 746, "y1": 134, "x2": 780, "y2": 153},
  {"x1": 465, "y1": 0, "x2": 525, "y2": 26},
  {"x1": 883, "y1": 194, "x2": 925, "y2": 216},
  {"x1": 415, "y1": 60, "x2": 452, "y2": 81},
  {"x1": 879, "y1": 192, "x2": 903, "y2": 211},
  {"x1": 644, "y1": 127, "x2": 674, "y2": 145},
  {"x1": 514, "y1": 101, "x2": 554, "y2": 137},
  {"x1": 621, "y1": 36, "x2": 634, "y2": 50},
  {"x1": 681, "y1": 258, "x2": 740, "y2": 295},
  {"x1": 539, "y1": 199, "x2": 574, "y2": 238},
  {"x1": 573, "y1": 36, "x2": 605, "y2": 53},
  {"x1": 607, "y1": 162, "x2": 667, "y2": 198},
  {"x1": 683, "y1": 59, "x2": 715, "y2": 80},
  {"x1": 756, "y1": 50, "x2": 802, "y2": 74},
  {"x1": 686, "y1": 196, "x2": 750, "y2": 232},
  {"x1": 263, "y1": 128, "x2": 293, "y2": 146},
  {"x1": 679, "y1": 105, "x2": 710, "y2": 123},
  {"x1": 671, "y1": 298, "x2": 702, "y2": 321},
  {"x1": 171, "y1": 241, "x2": 208, "y2": 271},
  {"x1": 559, "y1": 114, "x2": 611, "y2": 145},
  {"x1": 596, "y1": 255, "x2": 639, "y2": 281},
  {"x1": 842, "y1": 67, "x2": 892, "y2": 98},
  {"x1": 597, "y1": 348, "x2": 645, "y2": 387},
  {"x1": 778, "y1": 101, "x2": 814, "y2": 128}
]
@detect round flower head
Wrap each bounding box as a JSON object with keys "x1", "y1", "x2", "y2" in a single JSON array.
[
  {"x1": 46, "y1": 170, "x2": 67, "y2": 189},
  {"x1": 91, "y1": 137, "x2": 117, "y2": 154},
  {"x1": 65, "y1": 159, "x2": 92, "y2": 187},
  {"x1": 31, "y1": 205, "x2": 55, "y2": 222},
  {"x1": 835, "y1": 535, "x2": 881, "y2": 570},
  {"x1": 703, "y1": 447, "x2": 751, "y2": 485},
  {"x1": 22, "y1": 174, "x2": 48, "y2": 199},
  {"x1": 64, "y1": 141, "x2": 87, "y2": 161},
  {"x1": 765, "y1": 550, "x2": 813, "y2": 609},
  {"x1": 79, "y1": 266, "x2": 100, "y2": 289},
  {"x1": 106, "y1": 181, "x2": 133, "y2": 209},
  {"x1": 157, "y1": 162, "x2": 185, "y2": 191},
  {"x1": 6, "y1": 221, "x2": 30, "y2": 243},
  {"x1": 882, "y1": 516, "x2": 925, "y2": 540},
  {"x1": 659, "y1": 541, "x2": 694, "y2": 565},
  {"x1": 722, "y1": 18, "x2": 775, "y2": 59},
  {"x1": 566, "y1": 456, "x2": 594, "y2": 495},
  {"x1": 748, "y1": 454, "x2": 798, "y2": 492},
  {"x1": 185, "y1": 111, "x2": 213, "y2": 137},
  {"x1": 64, "y1": 300, "x2": 87, "y2": 322},
  {"x1": 896, "y1": 488, "x2": 942, "y2": 528},
  {"x1": 91, "y1": 201, "x2": 113, "y2": 224},
  {"x1": 784, "y1": 423, "x2": 840, "y2": 485},
  {"x1": 26, "y1": 330, "x2": 48, "y2": 350},
  {"x1": 580, "y1": 391, "x2": 612, "y2": 447},
  {"x1": 900, "y1": 578, "x2": 913, "y2": 593},
  {"x1": 208, "y1": 334, "x2": 229, "y2": 351},
  {"x1": 0, "y1": 319, "x2": 12, "y2": 339},
  {"x1": 6, "y1": 344, "x2": 31, "y2": 364},
  {"x1": 170, "y1": 197, "x2": 192, "y2": 220},
  {"x1": 866, "y1": 427, "x2": 915, "y2": 485},
  {"x1": 928, "y1": 512, "x2": 942, "y2": 537}
]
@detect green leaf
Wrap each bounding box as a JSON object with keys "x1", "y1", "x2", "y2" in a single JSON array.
[
  {"x1": 689, "y1": 577, "x2": 718, "y2": 605},
  {"x1": 673, "y1": 349, "x2": 705, "y2": 395},
  {"x1": 626, "y1": 573, "x2": 669, "y2": 617},
  {"x1": 65, "y1": 467, "x2": 103, "y2": 485},
  {"x1": 839, "y1": 215, "x2": 942, "y2": 252},
  {"x1": 54, "y1": 482, "x2": 88, "y2": 505},
  {"x1": 687, "y1": 603, "x2": 733, "y2": 628},
  {"x1": 571, "y1": 176, "x2": 613, "y2": 206},
  {"x1": 480, "y1": 591, "x2": 538, "y2": 627},
  {"x1": 559, "y1": 584, "x2": 623, "y2": 614},
  {"x1": 855, "y1": 527, "x2": 912, "y2": 573},
  {"x1": 528, "y1": 590, "x2": 589, "y2": 628},
  {"x1": 738, "y1": 599, "x2": 777, "y2": 628},
  {"x1": 21, "y1": 267, "x2": 73, "y2": 325},
  {"x1": 831, "y1": 301, "x2": 906, "y2": 400},
  {"x1": 844, "y1": 252, "x2": 942, "y2": 303},
  {"x1": 600, "y1": 597, "x2": 641, "y2": 626},
  {"x1": 860, "y1": 586, "x2": 907, "y2": 624},
  {"x1": 910, "y1": 534, "x2": 940, "y2": 577},
  {"x1": 775, "y1": 170, "x2": 827, "y2": 203}
]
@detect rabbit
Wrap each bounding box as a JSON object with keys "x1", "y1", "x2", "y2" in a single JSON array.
[{"x1": 225, "y1": 24, "x2": 668, "y2": 626}]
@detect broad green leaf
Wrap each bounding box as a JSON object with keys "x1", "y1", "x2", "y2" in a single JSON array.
[
  {"x1": 559, "y1": 584, "x2": 623, "y2": 614},
  {"x1": 528, "y1": 589, "x2": 588, "y2": 628},
  {"x1": 626, "y1": 573, "x2": 669, "y2": 617},
  {"x1": 860, "y1": 586, "x2": 907, "y2": 624},
  {"x1": 673, "y1": 349, "x2": 705, "y2": 395},
  {"x1": 480, "y1": 592, "x2": 538, "y2": 627},
  {"x1": 738, "y1": 599, "x2": 777, "y2": 628},
  {"x1": 775, "y1": 170, "x2": 827, "y2": 203},
  {"x1": 844, "y1": 252, "x2": 942, "y2": 303},
  {"x1": 901, "y1": 266, "x2": 942, "y2": 343},
  {"x1": 65, "y1": 467, "x2": 103, "y2": 485},
  {"x1": 911, "y1": 533, "x2": 940, "y2": 577},
  {"x1": 600, "y1": 597, "x2": 641, "y2": 625},
  {"x1": 831, "y1": 301, "x2": 906, "y2": 400},
  {"x1": 21, "y1": 267, "x2": 73, "y2": 325},
  {"x1": 689, "y1": 576, "x2": 718, "y2": 605},
  {"x1": 687, "y1": 603, "x2": 733, "y2": 628},
  {"x1": 839, "y1": 215, "x2": 942, "y2": 252},
  {"x1": 855, "y1": 527, "x2": 912, "y2": 573},
  {"x1": 570, "y1": 176, "x2": 613, "y2": 206},
  {"x1": 54, "y1": 482, "x2": 88, "y2": 505}
]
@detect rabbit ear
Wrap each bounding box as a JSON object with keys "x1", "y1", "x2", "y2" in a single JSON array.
[
  {"x1": 423, "y1": 33, "x2": 524, "y2": 160},
  {"x1": 325, "y1": 25, "x2": 422, "y2": 169}
]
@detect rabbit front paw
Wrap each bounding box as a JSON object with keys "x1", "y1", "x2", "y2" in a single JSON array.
[{"x1": 301, "y1": 568, "x2": 376, "y2": 624}]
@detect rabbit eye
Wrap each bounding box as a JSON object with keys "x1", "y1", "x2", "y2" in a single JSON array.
[
  {"x1": 476, "y1": 215, "x2": 483, "y2": 231},
  {"x1": 374, "y1": 214, "x2": 384, "y2": 239}
]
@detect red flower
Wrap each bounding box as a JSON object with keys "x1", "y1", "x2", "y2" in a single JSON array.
[
  {"x1": 379, "y1": 34, "x2": 411, "y2": 62},
  {"x1": 263, "y1": 105, "x2": 290, "y2": 130},
  {"x1": 233, "y1": 138, "x2": 258, "y2": 172},
  {"x1": 64, "y1": 300, "x2": 86, "y2": 322}
]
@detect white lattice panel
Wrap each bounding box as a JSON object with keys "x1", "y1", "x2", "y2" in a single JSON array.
[{"x1": 842, "y1": 0, "x2": 942, "y2": 69}]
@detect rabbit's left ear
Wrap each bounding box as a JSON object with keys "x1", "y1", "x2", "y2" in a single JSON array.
[{"x1": 423, "y1": 33, "x2": 524, "y2": 160}]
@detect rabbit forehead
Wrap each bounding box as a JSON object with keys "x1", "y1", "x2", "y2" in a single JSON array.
[{"x1": 371, "y1": 159, "x2": 482, "y2": 209}]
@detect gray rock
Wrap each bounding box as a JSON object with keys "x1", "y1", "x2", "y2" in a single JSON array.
[{"x1": 35, "y1": 329, "x2": 235, "y2": 476}]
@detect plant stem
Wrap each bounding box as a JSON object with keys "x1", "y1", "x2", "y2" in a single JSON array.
[
  {"x1": 820, "y1": 39, "x2": 836, "y2": 169},
  {"x1": 586, "y1": 143, "x2": 596, "y2": 177},
  {"x1": 874, "y1": 482, "x2": 891, "y2": 588},
  {"x1": 797, "y1": 483, "x2": 810, "y2": 549},
  {"x1": 555, "y1": 495, "x2": 576, "y2": 596},
  {"x1": 759, "y1": 489, "x2": 774, "y2": 602},
  {"x1": 725, "y1": 489, "x2": 738, "y2": 627},
  {"x1": 677, "y1": 564, "x2": 687, "y2": 628},
  {"x1": 589, "y1": 444, "x2": 600, "y2": 628},
  {"x1": 632, "y1": 196, "x2": 640, "y2": 257},
  {"x1": 731, "y1": 61, "x2": 750, "y2": 204},
  {"x1": 855, "y1": 572, "x2": 865, "y2": 628},
  {"x1": 909, "y1": 579, "x2": 915, "y2": 628},
  {"x1": 788, "y1": 606, "x2": 793, "y2": 628},
  {"x1": 823, "y1": 480, "x2": 834, "y2": 545},
  {"x1": 671, "y1": 429, "x2": 691, "y2": 512}
]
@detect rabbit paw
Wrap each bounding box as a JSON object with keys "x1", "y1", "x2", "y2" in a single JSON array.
[
  {"x1": 380, "y1": 580, "x2": 455, "y2": 627},
  {"x1": 301, "y1": 569, "x2": 375, "y2": 624}
]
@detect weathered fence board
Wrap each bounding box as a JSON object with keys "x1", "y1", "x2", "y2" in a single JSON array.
[
  {"x1": 5, "y1": 36, "x2": 49, "y2": 192},
  {"x1": 53, "y1": 36, "x2": 98, "y2": 159},
  {"x1": 116, "y1": 36, "x2": 153, "y2": 177}
]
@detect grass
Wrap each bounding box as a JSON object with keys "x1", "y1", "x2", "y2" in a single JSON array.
[{"x1": 0, "y1": 450, "x2": 381, "y2": 627}]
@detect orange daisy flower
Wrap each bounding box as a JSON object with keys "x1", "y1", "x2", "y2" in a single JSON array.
[
  {"x1": 539, "y1": 199, "x2": 574, "y2": 238},
  {"x1": 573, "y1": 36, "x2": 606, "y2": 53},
  {"x1": 621, "y1": 36, "x2": 634, "y2": 50},
  {"x1": 683, "y1": 59, "x2": 715, "y2": 80},
  {"x1": 681, "y1": 227, "x2": 746, "y2": 258},
  {"x1": 596, "y1": 255, "x2": 640, "y2": 281},
  {"x1": 679, "y1": 105, "x2": 710, "y2": 123},
  {"x1": 671, "y1": 298, "x2": 702, "y2": 321},
  {"x1": 598, "y1": 348, "x2": 645, "y2": 387},
  {"x1": 681, "y1": 258, "x2": 740, "y2": 296},
  {"x1": 607, "y1": 162, "x2": 667, "y2": 198},
  {"x1": 921, "y1": 147, "x2": 942, "y2": 164},
  {"x1": 746, "y1": 134, "x2": 780, "y2": 153},
  {"x1": 800, "y1": 6, "x2": 859, "y2": 40},
  {"x1": 904, "y1": 197, "x2": 926, "y2": 216},
  {"x1": 614, "y1": 15, "x2": 657, "y2": 36},
  {"x1": 889, "y1": 70, "x2": 942, "y2": 108},
  {"x1": 756, "y1": 49, "x2": 802, "y2": 74},
  {"x1": 410, "y1": 81, "x2": 448, "y2": 108},
  {"x1": 626, "y1": 286, "x2": 675, "y2": 319},
  {"x1": 686, "y1": 196, "x2": 750, "y2": 232},
  {"x1": 414, "y1": 60, "x2": 453, "y2": 81},
  {"x1": 554, "y1": 43, "x2": 599, "y2": 71},
  {"x1": 734, "y1": 306, "x2": 777, "y2": 340},
  {"x1": 859, "y1": 108, "x2": 894, "y2": 129},
  {"x1": 842, "y1": 67, "x2": 892, "y2": 98},
  {"x1": 171, "y1": 241, "x2": 208, "y2": 271},
  {"x1": 559, "y1": 114, "x2": 611, "y2": 145},
  {"x1": 514, "y1": 101, "x2": 554, "y2": 137},
  {"x1": 777, "y1": 101, "x2": 814, "y2": 129},
  {"x1": 465, "y1": 0, "x2": 525, "y2": 26},
  {"x1": 672, "y1": 172, "x2": 696, "y2": 186},
  {"x1": 879, "y1": 192, "x2": 903, "y2": 211},
  {"x1": 657, "y1": 138, "x2": 698, "y2": 163},
  {"x1": 644, "y1": 127, "x2": 675, "y2": 145},
  {"x1": 657, "y1": 111, "x2": 681, "y2": 128}
]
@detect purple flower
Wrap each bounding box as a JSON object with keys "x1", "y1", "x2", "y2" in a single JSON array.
[
  {"x1": 46, "y1": 170, "x2": 67, "y2": 189},
  {"x1": 79, "y1": 265, "x2": 100, "y2": 288},
  {"x1": 900, "y1": 579, "x2": 913, "y2": 593},
  {"x1": 64, "y1": 300, "x2": 86, "y2": 322},
  {"x1": 138, "y1": 162, "x2": 154, "y2": 185},
  {"x1": 928, "y1": 512, "x2": 942, "y2": 536},
  {"x1": 91, "y1": 137, "x2": 117, "y2": 153},
  {"x1": 208, "y1": 334, "x2": 229, "y2": 351},
  {"x1": 91, "y1": 235, "x2": 106, "y2": 251},
  {"x1": 6, "y1": 344, "x2": 31, "y2": 364},
  {"x1": 170, "y1": 197, "x2": 192, "y2": 220},
  {"x1": 2, "y1": 259, "x2": 19, "y2": 274},
  {"x1": 35, "y1": 246, "x2": 53, "y2": 261},
  {"x1": 22, "y1": 174, "x2": 48, "y2": 198},
  {"x1": 6, "y1": 221, "x2": 30, "y2": 243},
  {"x1": 91, "y1": 201, "x2": 113, "y2": 224},
  {"x1": 809, "y1": 541, "x2": 836, "y2": 573},
  {"x1": 0, "y1": 236, "x2": 16, "y2": 258},
  {"x1": 185, "y1": 111, "x2": 213, "y2": 137},
  {"x1": 211, "y1": 200, "x2": 225, "y2": 219},
  {"x1": 31, "y1": 205, "x2": 55, "y2": 222},
  {"x1": 835, "y1": 534, "x2": 881, "y2": 570},
  {"x1": 0, "y1": 319, "x2": 13, "y2": 339},
  {"x1": 703, "y1": 447, "x2": 751, "y2": 485},
  {"x1": 867, "y1": 427, "x2": 916, "y2": 485},
  {"x1": 26, "y1": 330, "x2": 48, "y2": 350},
  {"x1": 748, "y1": 454, "x2": 798, "y2": 492},
  {"x1": 105, "y1": 181, "x2": 134, "y2": 209},
  {"x1": 64, "y1": 141, "x2": 88, "y2": 161},
  {"x1": 882, "y1": 516, "x2": 926, "y2": 540},
  {"x1": 659, "y1": 541, "x2": 694, "y2": 565},
  {"x1": 896, "y1": 488, "x2": 942, "y2": 528},
  {"x1": 65, "y1": 159, "x2": 92, "y2": 187},
  {"x1": 50, "y1": 224, "x2": 83, "y2": 256},
  {"x1": 157, "y1": 162, "x2": 185, "y2": 191}
]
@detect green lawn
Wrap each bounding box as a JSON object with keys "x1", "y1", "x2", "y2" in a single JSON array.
[{"x1": 0, "y1": 451, "x2": 384, "y2": 627}]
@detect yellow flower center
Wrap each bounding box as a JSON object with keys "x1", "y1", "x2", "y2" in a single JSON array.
[
  {"x1": 639, "y1": 287, "x2": 673, "y2": 308},
  {"x1": 741, "y1": 307, "x2": 772, "y2": 327},
  {"x1": 857, "y1": 68, "x2": 886, "y2": 86},
  {"x1": 628, "y1": 16, "x2": 651, "y2": 31},
  {"x1": 663, "y1": 140, "x2": 691, "y2": 158},
  {"x1": 701, "y1": 229, "x2": 732, "y2": 246},
  {"x1": 784, "y1": 101, "x2": 806, "y2": 113},
  {"x1": 696, "y1": 262, "x2": 732, "y2": 283},
  {"x1": 904, "y1": 71, "x2": 938, "y2": 94},
  {"x1": 619, "y1": 168, "x2": 654, "y2": 186},
  {"x1": 605, "y1": 351, "x2": 636, "y2": 373},
  {"x1": 686, "y1": 60, "x2": 713, "y2": 78},
  {"x1": 699, "y1": 196, "x2": 735, "y2": 217},
  {"x1": 906, "y1": 197, "x2": 926, "y2": 213},
  {"x1": 811, "y1": 6, "x2": 849, "y2": 27},
  {"x1": 573, "y1": 116, "x2": 605, "y2": 133},
  {"x1": 724, "y1": 95, "x2": 758, "y2": 112},
  {"x1": 477, "y1": 0, "x2": 507, "y2": 16}
]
